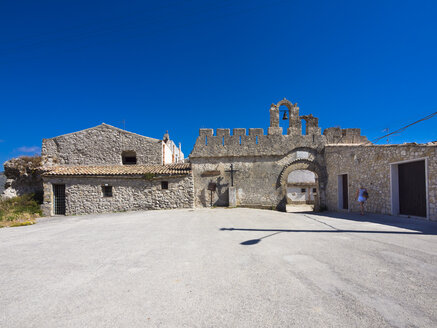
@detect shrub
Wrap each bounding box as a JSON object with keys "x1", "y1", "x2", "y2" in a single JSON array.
[{"x1": 0, "y1": 194, "x2": 42, "y2": 223}]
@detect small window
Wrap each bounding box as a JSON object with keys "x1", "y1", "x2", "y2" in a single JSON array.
[
  {"x1": 102, "y1": 185, "x2": 113, "y2": 197},
  {"x1": 313, "y1": 188, "x2": 317, "y2": 193},
  {"x1": 161, "y1": 181, "x2": 169, "y2": 190},
  {"x1": 301, "y1": 188, "x2": 306, "y2": 193},
  {"x1": 122, "y1": 151, "x2": 137, "y2": 165}
]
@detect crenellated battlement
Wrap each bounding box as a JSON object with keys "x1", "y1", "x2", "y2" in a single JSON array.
[
  {"x1": 191, "y1": 127, "x2": 327, "y2": 158},
  {"x1": 190, "y1": 98, "x2": 369, "y2": 158},
  {"x1": 323, "y1": 127, "x2": 369, "y2": 144}
]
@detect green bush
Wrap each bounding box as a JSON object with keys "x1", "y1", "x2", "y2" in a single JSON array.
[{"x1": 0, "y1": 194, "x2": 42, "y2": 222}]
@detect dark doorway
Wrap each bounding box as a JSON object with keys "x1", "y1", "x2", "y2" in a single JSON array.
[
  {"x1": 342, "y1": 174, "x2": 348, "y2": 210},
  {"x1": 53, "y1": 184, "x2": 66, "y2": 215},
  {"x1": 338, "y1": 174, "x2": 348, "y2": 210},
  {"x1": 398, "y1": 160, "x2": 426, "y2": 217}
]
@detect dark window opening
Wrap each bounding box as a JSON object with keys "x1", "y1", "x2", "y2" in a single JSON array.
[
  {"x1": 102, "y1": 185, "x2": 113, "y2": 197},
  {"x1": 301, "y1": 188, "x2": 306, "y2": 193},
  {"x1": 122, "y1": 151, "x2": 137, "y2": 165},
  {"x1": 313, "y1": 188, "x2": 317, "y2": 193},
  {"x1": 161, "y1": 181, "x2": 169, "y2": 190}
]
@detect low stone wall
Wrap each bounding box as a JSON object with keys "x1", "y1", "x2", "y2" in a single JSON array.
[
  {"x1": 325, "y1": 144, "x2": 437, "y2": 220},
  {"x1": 42, "y1": 175, "x2": 194, "y2": 216}
]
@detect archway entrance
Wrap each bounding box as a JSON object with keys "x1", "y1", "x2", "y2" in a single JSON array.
[
  {"x1": 277, "y1": 159, "x2": 326, "y2": 212},
  {"x1": 286, "y1": 169, "x2": 318, "y2": 212}
]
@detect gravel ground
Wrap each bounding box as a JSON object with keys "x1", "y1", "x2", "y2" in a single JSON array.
[{"x1": 1, "y1": 208, "x2": 436, "y2": 327}]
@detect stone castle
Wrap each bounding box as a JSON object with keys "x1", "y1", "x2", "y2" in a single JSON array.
[{"x1": 24, "y1": 98, "x2": 437, "y2": 220}]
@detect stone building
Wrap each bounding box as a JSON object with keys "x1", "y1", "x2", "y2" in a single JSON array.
[
  {"x1": 38, "y1": 100, "x2": 436, "y2": 221},
  {"x1": 286, "y1": 170, "x2": 317, "y2": 204},
  {"x1": 190, "y1": 98, "x2": 437, "y2": 221},
  {"x1": 41, "y1": 123, "x2": 192, "y2": 216}
]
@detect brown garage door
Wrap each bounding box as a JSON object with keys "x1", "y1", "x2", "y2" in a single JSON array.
[{"x1": 398, "y1": 160, "x2": 426, "y2": 217}]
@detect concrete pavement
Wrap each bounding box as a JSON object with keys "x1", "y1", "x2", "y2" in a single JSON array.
[{"x1": 1, "y1": 208, "x2": 437, "y2": 327}]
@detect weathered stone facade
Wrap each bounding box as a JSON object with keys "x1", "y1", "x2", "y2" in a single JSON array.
[
  {"x1": 42, "y1": 123, "x2": 163, "y2": 166},
  {"x1": 190, "y1": 98, "x2": 369, "y2": 212},
  {"x1": 190, "y1": 98, "x2": 436, "y2": 221},
  {"x1": 42, "y1": 175, "x2": 194, "y2": 216},
  {"x1": 41, "y1": 124, "x2": 191, "y2": 216},
  {"x1": 38, "y1": 98, "x2": 436, "y2": 221},
  {"x1": 325, "y1": 144, "x2": 437, "y2": 220},
  {"x1": 1, "y1": 156, "x2": 43, "y2": 200}
]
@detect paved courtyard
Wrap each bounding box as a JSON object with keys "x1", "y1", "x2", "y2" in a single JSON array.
[{"x1": 1, "y1": 208, "x2": 437, "y2": 327}]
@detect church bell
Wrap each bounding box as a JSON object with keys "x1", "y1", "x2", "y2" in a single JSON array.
[{"x1": 282, "y1": 111, "x2": 288, "y2": 120}]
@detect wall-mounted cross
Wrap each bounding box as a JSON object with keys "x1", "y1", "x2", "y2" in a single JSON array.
[{"x1": 225, "y1": 164, "x2": 239, "y2": 187}]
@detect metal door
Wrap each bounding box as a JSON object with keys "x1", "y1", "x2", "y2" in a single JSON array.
[
  {"x1": 342, "y1": 174, "x2": 348, "y2": 210},
  {"x1": 53, "y1": 184, "x2": 66, "y2": 215},
  {"x1": 398, "y1": 160, "x2": 426, "y2": 217}
]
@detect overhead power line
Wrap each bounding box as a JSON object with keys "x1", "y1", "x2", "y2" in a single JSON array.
[{"x1": 371, "y1": 111, "x2": 437, "y2": 143}]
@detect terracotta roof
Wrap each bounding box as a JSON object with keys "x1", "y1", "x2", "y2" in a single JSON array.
[{"x1": 43, "y1": 163, "x2": 191, "y2": 176}]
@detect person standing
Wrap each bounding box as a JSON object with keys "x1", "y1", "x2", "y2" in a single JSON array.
[{"x1": 356, "y1": 185, "x2": 368, "y2": 215}]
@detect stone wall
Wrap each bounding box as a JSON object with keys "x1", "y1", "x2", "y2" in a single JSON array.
[
  {"x1": 324, "y1": 127, "x2": 369, "y2": 144},
  {"x1": 191, "y1": 128, "x2": 327, "y2": 158},
  {"x1": 42, "y1": 124, "x2": 162, "y2": 166},
  {"x1": 0, "y1": 172, "x2": 6, "y2": 195},
  {"x1": 191, "y1": 156, "x2": 283, "y2": 208},
  {"x1": 190, "y1": 142, "x2": 328, "y2": 211},
  {"x1": 2, "y1": 156, "x2": 43, "y2": 200},
  {"x1": 325, "y1": 144, "x2": 437, "y2": 220},
  {"x1": 42, "y1": 175, "x2": 194, "y2": 216}
]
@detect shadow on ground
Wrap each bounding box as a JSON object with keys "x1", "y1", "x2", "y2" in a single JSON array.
[
  {"x1": 310, "y1": 211, "x2": 437, "y2": 235},
  {"x1": 221, "y1": 211, "x2": 437, "y2": 246}
]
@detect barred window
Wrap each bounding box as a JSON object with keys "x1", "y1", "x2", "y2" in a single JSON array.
[{"x1": 102, "y1": 185, "x2": 113, "y2": 197}]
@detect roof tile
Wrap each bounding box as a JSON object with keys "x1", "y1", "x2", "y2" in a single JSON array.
[{"x1": 43, "y1": 163, "x2": 191, "y2": 177}]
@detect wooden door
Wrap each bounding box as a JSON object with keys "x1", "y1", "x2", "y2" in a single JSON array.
[
  {"x1": 342, "y1": 174, "x2": 348, "y2": 210},
  {"x1": 398, "y1": 160, "x2": 426, "y2": 217}
]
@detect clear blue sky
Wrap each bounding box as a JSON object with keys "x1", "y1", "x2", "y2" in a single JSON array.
[{"x1": 1, "y1": 0, "x2": 437, "y2": 167}]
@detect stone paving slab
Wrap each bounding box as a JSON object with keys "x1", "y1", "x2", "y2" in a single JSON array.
[{"x1": 1, "y1": 208, "x2": 437, "y2": 327}]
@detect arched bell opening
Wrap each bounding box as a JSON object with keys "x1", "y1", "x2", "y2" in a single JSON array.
[{"x1": 278, "y1": 103, "x2": 292, "y2": 133}]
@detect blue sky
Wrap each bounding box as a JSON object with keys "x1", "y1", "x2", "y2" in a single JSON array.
[{"x1": 1, "y1": 0, "x2": 437, "y2": 167}]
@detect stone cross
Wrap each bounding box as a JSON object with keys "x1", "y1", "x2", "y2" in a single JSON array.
[{"x1": 225, "y1": 164, "x2": 239, "y2": 187}]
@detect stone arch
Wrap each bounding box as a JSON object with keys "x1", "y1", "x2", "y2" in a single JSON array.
[
  {"x1": 275, "y1": 98, "x2": 301, "y2": 136},
  {"x1": 276, "y1": 98, "x2": 294, "y2": 111},
  {"x1": 276, "y1": 159, "x2": 327, "y2": 212},
  {"x1": 277, "y1": 147, "x2": 319, "y2": 167}
]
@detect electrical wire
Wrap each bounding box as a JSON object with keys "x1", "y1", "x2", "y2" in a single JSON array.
[{"x1": 371, "y1": 111, "x2": 437, "y2": 143}]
